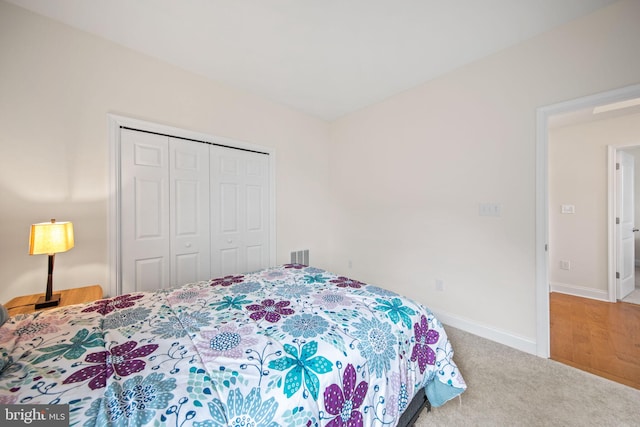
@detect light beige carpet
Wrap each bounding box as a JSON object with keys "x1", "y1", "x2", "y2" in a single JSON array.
[{"x1": 415, "y1": 326, "x2": 640, "y2": 426}]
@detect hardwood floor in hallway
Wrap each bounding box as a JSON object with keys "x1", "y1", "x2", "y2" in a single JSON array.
[{"x1": 550, "y1": 292, "x2": 640, "y2": 390}]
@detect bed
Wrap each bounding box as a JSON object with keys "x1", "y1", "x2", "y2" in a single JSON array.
[{"x1": 0, "y1": 264, "x2": 466, "y2": 426}]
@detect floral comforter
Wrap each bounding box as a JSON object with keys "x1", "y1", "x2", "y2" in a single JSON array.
[{"x1": 0, "y1": 265, "x2": 465, "y2": 426}]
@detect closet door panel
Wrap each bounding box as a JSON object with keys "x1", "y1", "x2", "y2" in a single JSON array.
[
  {"x1": 220, "y1": 183, "x2": 239, "y2": 233},
  {"x1": 174, "y1": 253, "x2": 199, "y2": 285},
  {"x1": 134, "y1": 178, "x2": 164, "y2": 238},
  {"x1": 246, "y1": 245, "x2": 264, "y2": 272},
  {"x1": 170, "y1": 137, "x2": 211, "y2": 285},
  {"x1": 135, "y1": 258, "x2": 165, "y2": 289},
  {"x1": 220, "y1": 248, "x2": 240, "y2": 276},
  {"x1": 243, "y1": 154, "x2": 270, "y2": 271},
  {"x1": 121, "y1": 129, "x2": 170, "y2": 293},
  {"x1": 211, "y1": 146, "x2": 269, "y2": 277},
  {"x1": 246, "y1": 185, "x2": 263, "y2": 230}
]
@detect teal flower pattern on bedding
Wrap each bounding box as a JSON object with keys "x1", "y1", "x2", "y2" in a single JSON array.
[{"x1": 0, "y1": 265, "x2": 466, "y2": 426}]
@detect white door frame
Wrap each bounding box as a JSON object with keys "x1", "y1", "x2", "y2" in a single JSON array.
[
  {"x1": 107, "y1": 114, "x2": 277, "y2": 298},
  {"x1": 535, "y1": 83, "x2": 640, "y2": 358}
]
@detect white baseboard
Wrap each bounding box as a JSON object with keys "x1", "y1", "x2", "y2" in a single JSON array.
[
  {"x1": 549, "y1": 282, "x2": 609, "y2": 301},
  {"x1": 431, "y1": 309, "x2": 537, "y2": 356}
]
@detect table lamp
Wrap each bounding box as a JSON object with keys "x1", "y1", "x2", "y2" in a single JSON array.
[{"x1": 29, "y1": 219, "x2": 74, "y2": 309}]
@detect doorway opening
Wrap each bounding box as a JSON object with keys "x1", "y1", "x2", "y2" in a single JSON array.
[{"x1": 535, "y1": 83, "x2": 640, "y2": 358}]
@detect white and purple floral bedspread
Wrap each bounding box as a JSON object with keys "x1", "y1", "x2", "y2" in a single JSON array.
[{"x1": 0, "y1": 265, "x2": 465, "y2": 426}]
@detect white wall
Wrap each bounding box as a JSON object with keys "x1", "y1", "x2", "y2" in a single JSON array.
[
  {"x1": 328, "y1": 0, "x2": 640, "y2": 350},
  {"x1": 549, "y1": 113, "x2": 640, "y2": 299},
  {"x1": 0, "y1": 1, "x2": 332, "y2": 303}
]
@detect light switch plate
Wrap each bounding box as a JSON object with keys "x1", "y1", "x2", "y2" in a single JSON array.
[
  {"x1": 479, "y1": 203, "x2": 502, "y2": 217},
  {"x1": 561, "y1": 204, "x2": 575, "y2": 214}
]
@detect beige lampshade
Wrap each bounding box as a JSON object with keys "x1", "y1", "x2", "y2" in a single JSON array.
[{"x1": 29, "y1": 220, "x2": 74, "y2": 255}]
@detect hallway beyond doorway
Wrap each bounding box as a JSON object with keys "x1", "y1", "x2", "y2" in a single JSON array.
[
  {"x1": 621, "y1": 266, "x2": 640, "y2": 305},
  {"x1": 550, "y1": 292, "x2": 640, "y2": 389}
]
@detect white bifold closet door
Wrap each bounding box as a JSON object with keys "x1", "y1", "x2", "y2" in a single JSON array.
[
  {"x1": 210, "y1": 145, "x2": 270, "y2": 277},
  {"x1": 120, "y1": 128, "x2": 269, "y2": 294}
]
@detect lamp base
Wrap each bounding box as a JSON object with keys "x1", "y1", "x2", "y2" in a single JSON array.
[{"x1": 35, "y1": 294, "x2": 61, "y2": 310}]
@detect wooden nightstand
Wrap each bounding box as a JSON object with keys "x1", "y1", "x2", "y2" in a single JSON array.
[{"x1": 5, "y1": 285, "x2": 103, "y2": 316}]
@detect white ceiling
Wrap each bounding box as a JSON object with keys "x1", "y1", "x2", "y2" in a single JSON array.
[{"x1": 7, "y1": 0, "x2": 618, "y2": 120}]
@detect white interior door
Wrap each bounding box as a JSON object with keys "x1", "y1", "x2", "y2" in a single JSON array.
[
  {"x1": 210, "y1": 146, "x2": 270, "y2": 277},
  {"x1": 617, "y1": 150, "x2": 635, "y2": 300},
  {"x1": 169, "y1": 137, "x2": 211, "y2": 285},
  {"x1": 121, "y1": 129, "x2": 170, "y2": 293}
]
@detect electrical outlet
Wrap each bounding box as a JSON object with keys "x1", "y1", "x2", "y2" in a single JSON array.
[
  {"x1": 560, "y1": 260, "x2": 571, "y2": 270},
  {"x1": 435, "y1": 279, "x2": 444, "y2": 291}
]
